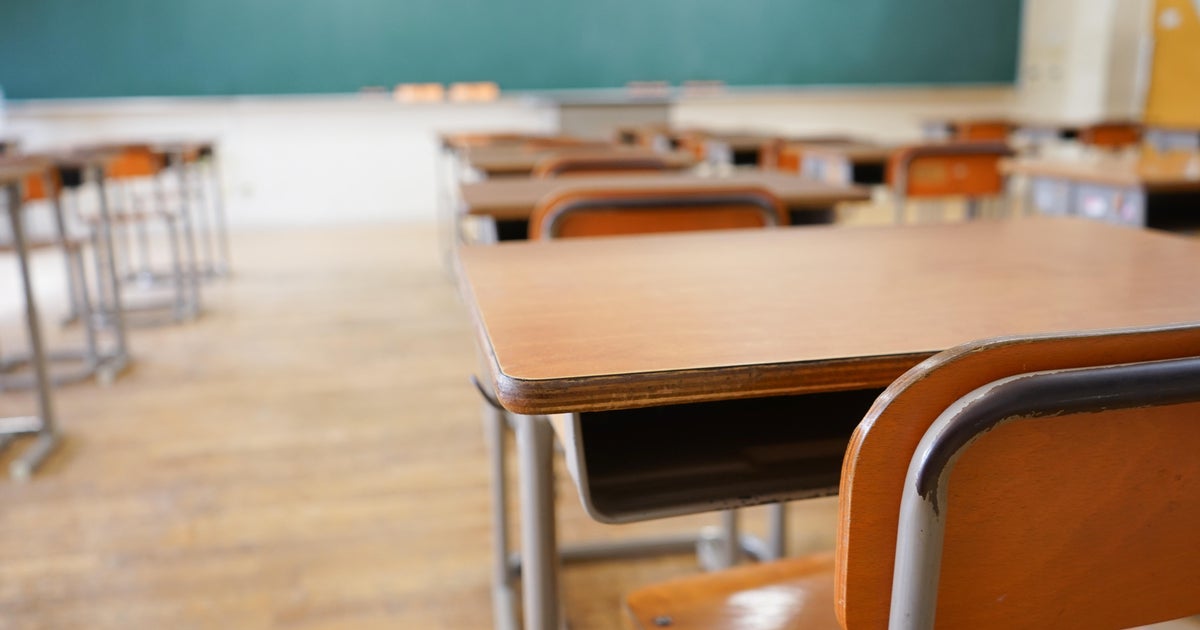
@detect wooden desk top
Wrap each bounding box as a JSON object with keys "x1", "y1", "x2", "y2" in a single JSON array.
[
  {"x1": 0, "y1": 156, "x2": 50, "y2": 186},
  {"x1": 38, "y1": 147, "x2": 123, "y2": 168},
  {"x1": 459, "y1": 217, "x2": 1200, "y2": 414},
  {"x1": 1002, "y1": 152, "x2": 1200, "y2": 193},
  {"x1": 794, "y1": 142, "x2": 897, "y2": 165},
  {"x1": 463, "y1": 145, "x2": 695, "y2": 176},
  {"x1": 924, "y1": 115, "x2": 1013, "y2": 127},
  {"x1": 701, "y1": 133, "x2": 780, "y2": 151},
  {"x1": 460, "y1": 171, "x2": 871, "y2": 220}
]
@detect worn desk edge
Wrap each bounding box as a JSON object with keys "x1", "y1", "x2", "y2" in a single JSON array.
[{"x1": 455, "y1": 249, "x2": 927, "y2": 415}]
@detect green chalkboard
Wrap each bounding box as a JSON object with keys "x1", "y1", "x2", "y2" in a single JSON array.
[{"x1": 0, "y1": 0, "x2": 1021, "y2": 100}]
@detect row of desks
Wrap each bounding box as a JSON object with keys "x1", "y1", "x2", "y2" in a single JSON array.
[
  {"x1": 459, "y1": 146, "x2": 1200, "y2": 233},
  {"x1": 459, "y1": 215, "x2": 1200, "y2": 630},
  {"x1": 450, "y1": 127, "x2": 1200, "y2": 630},
  {"x1": 460, "y1": 171, "x2": 870, "y2": 221}
]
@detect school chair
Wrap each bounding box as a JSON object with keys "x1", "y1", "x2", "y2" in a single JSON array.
[
  {"x1": 483, "y1": 187, "x2": 791, "y2": 629},
  {"x1": 531, "y1": 152, "x2": 672, "y2": 178},
  {"x1": 529, "y1": 186, "x2": 786, "y2": 239},
  {"x1": 1078, "y1": 121, "x2": 1143, "y2": 150},
  {"x1": 194, "y1": 141, "x2": 232, "y2": 277},
  {"x1": 888, "y1": 142, "x2": 1014, "y2": 224},
  {"x1": 625, "y1": 322, "x2": 1200, "y2": 629},
  {"x1": 161, "y1": 143, "x2": 230, "y2": 279},
  {"x1": 953, "y1": 119, "x2": 1012, "y2": 142},
  {"x1": 765, "y1": 137, "x2": 856, "y2": 172},
  {"x1": 86, "y1": 144, "x2": 202, "y2": 325},
  {"x1": 0, "y1": 165, "x2": 125, "y2": 387}
]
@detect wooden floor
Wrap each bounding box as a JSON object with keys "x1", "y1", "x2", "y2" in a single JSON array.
[{"x1": 0, "y1": 221, "x2": 1196, "y2": 629}]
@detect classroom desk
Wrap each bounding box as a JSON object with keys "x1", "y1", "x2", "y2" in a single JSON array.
[
  {"x1": 613, "y1": 124, "x2": 669, "y2": 148},
  {"x1": 791, "y1": 141, "x2": 895, "y2": 185},
  {"x1": 462, "y1": 145, "x2": 695, "y2": 177},
  {"x1": 440, "y1": 132, "x2": 539, "y2": 152},
  {"x1": 1013, "y1": 118, "x2": 1084, "y2": 143},
  {"x1": 699, "y1": 132, "x2": 781, "y2": 167},
  {"x1": 458, "y1": 216, "x2": 1200, "y2": 630},
  {"x1": 17, "y1": 149, "x2": 133, "y2": 385},
  {"x1": 616, "y1": 128, "x2": 788, "y2": 166},
  {"x1": 0, "y1": 157, "x2": 62, "y2": 478},
  {"x1": 154, "y1": 140, "x2": 230, "y2": 278},
  {"x1": 459, "y1": 171, "x2": 871, "y2": 239},
  {"x1": 1003, "y1": 152, "x2": 1200, "y2": 229},
  {"x1": 921, "y1": 115, "x2": 1013, "y2": 141}
]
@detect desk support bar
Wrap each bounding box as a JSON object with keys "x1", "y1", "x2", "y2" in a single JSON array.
[
  {"x1": 3, "y1": 182, "x2": 60, "y2": 479},
  {"x1": 515, "y1": 413, "x2": 561, "y2": 630}
]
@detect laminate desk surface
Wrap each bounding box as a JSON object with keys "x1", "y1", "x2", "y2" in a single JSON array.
[
  {"x1": 792, "y1": 139, "x2": 897, "y2": 164},
  {"x1": 459, "y1": 217, "x2": 1200, "y2": 414},
  {"x1": 462, "y1": 145, "x2": 696, "y2": 177},
  {"x1": 796, "y1": 142, "x2": 896, "y2": 164},
  {"x1": 460, "y1": 171, "x2": 871, "y2": 221},
  {"x1": 702, "y1": 132, "x2": 780, "y2": 151},
  {"x1": 0, "y1": 156, "x2": 50, "y2": 185},
  {"x1": 1003, "y1": 152, "x2": 1200, "y2": 192}
]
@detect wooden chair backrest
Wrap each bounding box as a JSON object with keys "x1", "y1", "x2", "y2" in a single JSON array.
[
  {"x1": 106, "y1": 146, "x2": 165, "y2": 179},
  {"x1": 1079, "y1": 122, "x2": 1143, "y2": 149},
  {"x1": 954, "y1": 120, "x2": 1012, "y2": 142},
  {"x1": 888, "y1": 142, "x2": 1013, "y2": 199},
  {"x1": 673, "y1": 132, "x2": 710, "y2": 160},
  {"x1": 772, "y1": 137, "x2": 858, "y2": 173},
  {"x1": 776, "y1": 144, "x2": 803, "y2": 173},
  {"x1": 22, "y1": 168, "x2": 61, "y2": 203},
  {"x1": 532, "y1": 153, "x2": 671, "y2": 178},
  {"x1": 528, "y1": 186, "x2": 786, "y2": 240},
  {"x1": 836, "y1": 323, "x2": 1200, "y2": 629}
]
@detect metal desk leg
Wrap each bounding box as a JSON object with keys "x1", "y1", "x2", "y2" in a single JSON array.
[
  {"x1": 514, "y1": 413, "x2": 561, "y2": 630},
  {"x1": 92, "y1": 166, "x2": 130, "y2": 359},
  {"x1": 486, "y1": 402, "x2": 519, "y2": 630},
  {"x1": 4, "y1": 183, "x2": 60, "y2": 480},
  {"x1": 175, "y1": 159, "x2": 203, "y2": 318},
  {"x1": 206, "y1": 154, "x2": 232, "y2": 275},
  {"x1": 189, "y1": 162, "x2": 217, "y2": 277}
]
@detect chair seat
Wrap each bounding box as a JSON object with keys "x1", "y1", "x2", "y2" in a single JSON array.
[{"x1": 624, "y1": 552, "x2": 839, "y2": 630}]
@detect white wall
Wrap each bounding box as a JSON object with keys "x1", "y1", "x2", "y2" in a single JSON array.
[
  {"x1": 6, "y1": 96, "x2": 558, "y2": 228},
  {"x1": 673, "y1": 87, "x2": 1017, "y2": 142}
]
